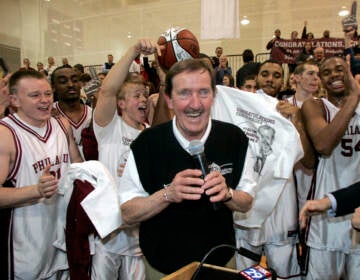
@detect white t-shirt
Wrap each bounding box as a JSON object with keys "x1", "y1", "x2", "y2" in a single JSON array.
[
  {"x1": 94, "y1": 112, "x2": 145, "y2": 183},
  {"x1": 93, "y1": 111, "x2": 146, "y2": 255}
]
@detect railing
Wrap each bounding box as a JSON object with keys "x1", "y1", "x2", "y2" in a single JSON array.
[
  {"x1": 255, "y1": 52, "x2": 270, "y2": 63},
  {"x1": 227, "y1": 54, "x2": 243, "y2": 78}
]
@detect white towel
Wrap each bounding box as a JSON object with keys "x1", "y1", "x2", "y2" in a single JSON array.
[
  {"x1": 57, "y1": 160, "x2": 122, "y2": 239},
  {"x1": 212, "y1": 86, "x2": 303, "y2": 227}
]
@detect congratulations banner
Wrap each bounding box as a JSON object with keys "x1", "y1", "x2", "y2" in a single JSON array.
[{"x1": 270, "y1": 38, "x2": 345, "y2": 64}]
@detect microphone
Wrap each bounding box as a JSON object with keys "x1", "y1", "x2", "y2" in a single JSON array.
[
  {"x1": 188, "y1": 140, "x2": 220, "y2": 210},
  {"x1": 190, "y1": 244, "x2": 276, "y2": 280}
]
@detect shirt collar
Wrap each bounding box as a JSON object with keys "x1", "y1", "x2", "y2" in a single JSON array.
[{"x1": 172, "y1": 116, "x2": 212, "y2": 154}]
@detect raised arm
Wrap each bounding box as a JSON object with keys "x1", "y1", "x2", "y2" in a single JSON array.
[
  {"x1": 94, "y1": 39, "x2": 161, "y2": 127},
  {"x1": 302, "y1": 59, "x2": 360, "y2": 156},
  {"x1": 302, "y1": 98, "x2": 348, "y2": 156},
  {"x1": 302, "y1": 97, "x2": 360, "y2": 156},
  {"x1": 301, "y1": 20, "x2": 308, "y2": 39},
  {"x1": 266, "y1": 38, "x2": 276, "y2": 50}
]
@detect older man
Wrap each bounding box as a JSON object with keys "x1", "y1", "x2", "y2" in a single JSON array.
[{"x1": 119, "y1": 44, "x2": 255, "y2": 279}]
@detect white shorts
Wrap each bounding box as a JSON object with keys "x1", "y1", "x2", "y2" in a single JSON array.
[
  {"x1": 236, "y1": 238, "x2": 301, "y2": 279},
  {"x1": 306, "y1": 247, "x2": 360, "y2": 280},
  {"x1": 91, "y1": 241, "x2": 145, "y2": 280}
]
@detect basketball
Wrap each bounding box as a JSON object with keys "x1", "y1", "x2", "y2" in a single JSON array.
[{"x1": 157, "y1": 27, "x2": 200, "y2": 70}]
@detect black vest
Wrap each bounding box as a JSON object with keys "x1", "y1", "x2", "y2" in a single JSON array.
[{"x1": 131, "y1": 120, "x2": 249, "y2": 274}]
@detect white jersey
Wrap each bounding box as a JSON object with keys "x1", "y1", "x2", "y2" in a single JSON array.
[
  {"x1": 93, "y1": 111, "x2": 146, "y2": 255},
  {"x1": 286, "y1": 95, "x2": 314, "y2": 209},
  {"x1": 307, "y1": 98, "x2": 360, "y2": 253},
  {"x1": 1, "y1": 114, "x2": 71, "y2": 279},
  {"x1": 54, "y1": 102, "x2": 92, "y2": 158}
]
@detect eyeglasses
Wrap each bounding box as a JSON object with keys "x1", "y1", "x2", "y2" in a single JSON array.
[{"x1": 343, "y1": 28, "x2": 354, "y2": 33}]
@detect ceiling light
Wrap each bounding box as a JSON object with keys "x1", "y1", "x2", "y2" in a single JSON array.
[
  {"x1": 127, "y1": 32, "x2": 132, "y2": 39},
  {"x1": 241, "y1": 16, "x2": 250, "y2": 26},
  {"x1": 339, "y1": 6, "x2": 350, "y2": 17}
]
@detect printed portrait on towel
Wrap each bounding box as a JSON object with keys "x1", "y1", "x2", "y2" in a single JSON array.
[
  {"x1": 253, "y1": 125, "x2": 275, "y2": 175},
  {"x1": 231, "y1": 106, "x2": 280, "y2": 188}
]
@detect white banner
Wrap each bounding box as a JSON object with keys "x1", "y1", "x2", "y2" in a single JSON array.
[{"x1": 201, "y1": 0, "x2": 240, "y2": 39}]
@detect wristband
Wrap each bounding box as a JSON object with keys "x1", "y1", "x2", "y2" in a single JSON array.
[
  {"x1": 163, "y1": 183, "x2": 170, "y2": 201},
  {"x1": 163, "y1": 189, "x2": 169, "y2": 201}
]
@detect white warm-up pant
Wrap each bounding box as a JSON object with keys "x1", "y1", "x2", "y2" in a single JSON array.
[{"x1": 91, "y1": 241, "x2": 145, "y2": 280}]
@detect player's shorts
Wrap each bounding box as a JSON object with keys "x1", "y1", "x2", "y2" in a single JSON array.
[{"x1": 91, "y1": 241, "x2": 145, "y2": 280}]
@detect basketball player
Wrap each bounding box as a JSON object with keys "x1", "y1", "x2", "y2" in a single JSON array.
[
  {"x1": 301, "y1": 56, "x2": 360, "y2": 279},
  {"x1": 0, "y1": 70, "x2": 83, "y2": 279},
  {"x1": 91, "y1": 39, "x2": 159, "y2": 280},
  {"x1": 286, "y1": 61, "x2": 320, "y2": 209},
  {"x1": 51, "y1": 65, "x2": 93, "y2": 159}
]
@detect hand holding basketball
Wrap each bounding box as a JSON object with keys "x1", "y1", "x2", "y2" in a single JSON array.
[
  {"x1": 134, "y1": 39, "x2": 162, "y2": 57},
  {"x1": 157, "y1": 27, "x2": 200, "y2": 70}
]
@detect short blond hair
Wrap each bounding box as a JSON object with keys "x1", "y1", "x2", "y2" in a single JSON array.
[{"x1": 117, "y1": 73, "x2": 147, "y2": 100}]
